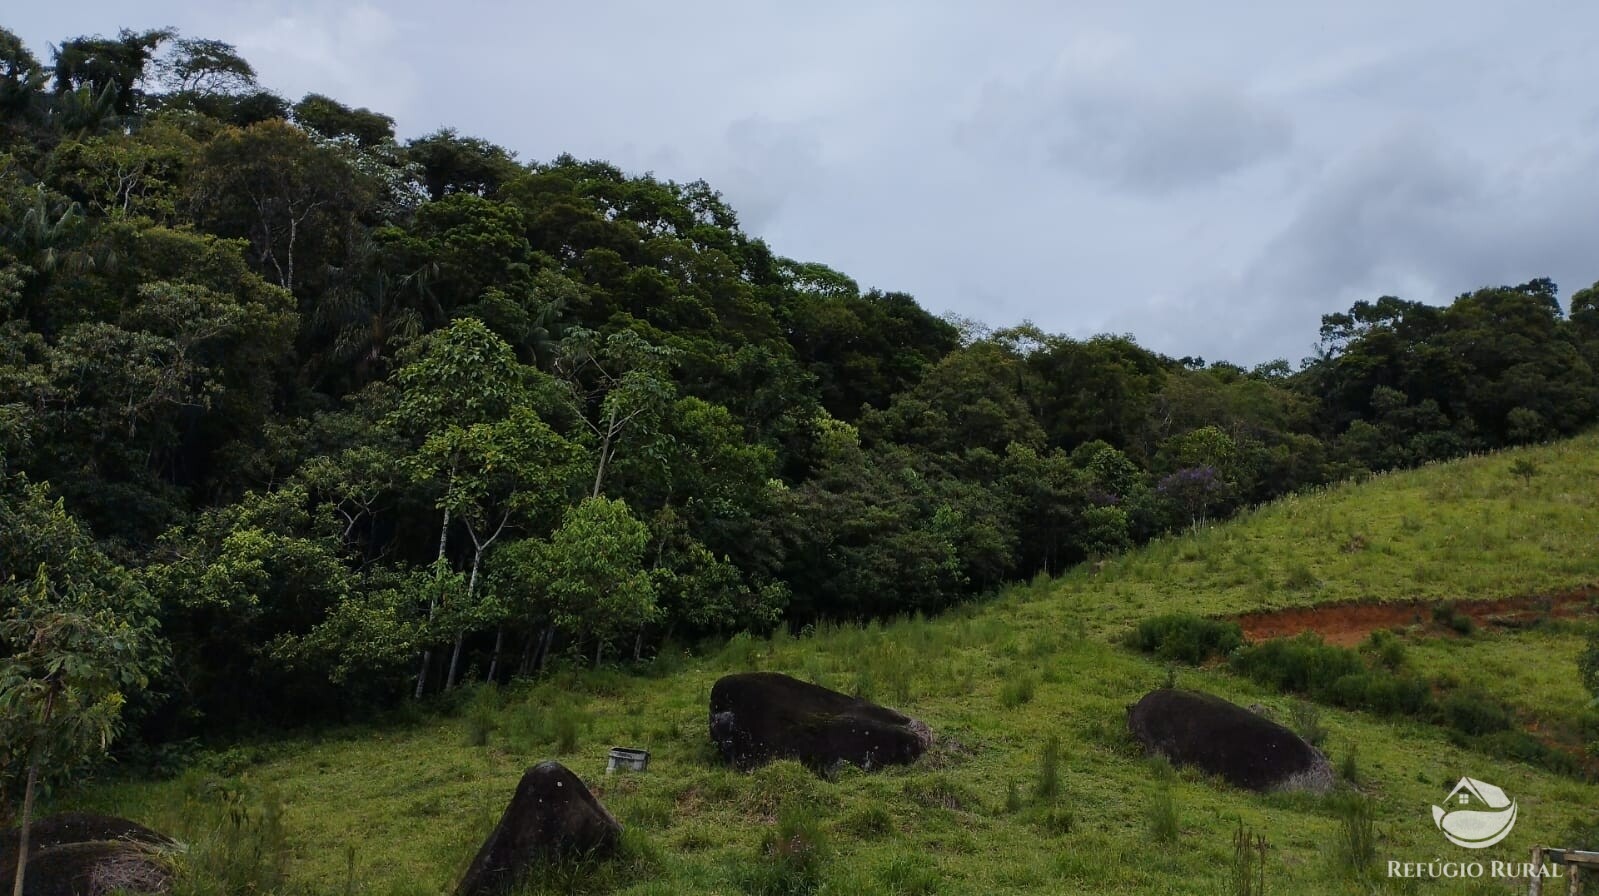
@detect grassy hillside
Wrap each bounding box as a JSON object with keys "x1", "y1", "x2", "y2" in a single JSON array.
[
  {"x1": 75, "y1": 435, "x2": 1599, "y2": 895},
  {"x1": 1055, "y1": 431, "x2": 1599, "y2": 635}
]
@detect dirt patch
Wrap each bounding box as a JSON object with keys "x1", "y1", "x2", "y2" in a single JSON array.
[{"x1": 1232, "y1": 588, "x2": 1599, "y2": 647}]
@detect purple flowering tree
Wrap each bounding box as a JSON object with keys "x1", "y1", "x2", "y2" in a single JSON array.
[{"x1": 1156, "y1": 465, "x2": 1226, "y2": 529}]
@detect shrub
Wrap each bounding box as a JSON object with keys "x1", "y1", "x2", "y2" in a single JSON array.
[
  {"x1": 1439, "y1": 689, "x2": 1513, "y2": 735},
  {"x1": 1432, "y1": 603, "x2": 1475, "y2": 635},
  {"x1": 1234, "y1": 635, "x2": 1434, "y2": 718},
  {"x1": 1470, "y1": 731, "x2": 1581, "y2": 776},
  {"x1": 1360, "y1": 629, "x2": 1408, "y2": 671},
  {"x1": 1128, "y1": 613, "x2": 1245, "y2": 664},
  {"x1": 1230, "y1": 635, "x2": 1362, "y2": 695},
  {"x1": 1325, "y1": 671, "x2": 1433, "y2": 716}
]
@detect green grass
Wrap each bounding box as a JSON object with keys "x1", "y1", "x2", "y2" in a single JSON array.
[
  {"x1": 1053, "y1": 433, "x2": 1599, "y2": 636},
  {"x1": 63, "y1": 435, "x2": 1599, "y2": 894}
]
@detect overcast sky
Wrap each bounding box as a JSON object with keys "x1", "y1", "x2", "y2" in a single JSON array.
[{"x1": 9, "y1": 2, "x2": 1598, "y2": 364}]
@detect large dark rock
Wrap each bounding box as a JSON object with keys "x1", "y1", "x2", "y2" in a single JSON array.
[
  {"x1": 0, "y1": 814, "x2": 176, "y2": 896},
  {"x1": 454, "y1": 761, "x2": 622, "y2": 896},
  {"x1": 1, "y1": 813, "x2": 174, "y2": 871},
  {"x1": 1127, "y1": 688, "x2": 1334, "y2": 793},
  {"x1": 709, "y1": 672, "x2": 934, "y2": 771}
]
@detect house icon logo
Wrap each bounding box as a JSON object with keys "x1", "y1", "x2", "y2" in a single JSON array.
[{"x1": 1432, "y1": 777, "x2": 1518, "y2": 849}]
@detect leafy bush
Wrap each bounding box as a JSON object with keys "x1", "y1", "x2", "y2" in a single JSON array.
[
  {"x1": 1360, "y1": 629, "x2": 1408, "y2": 671},
  {"x1": 1230, "y1": 635, "x2": 1363, "y2": 695},
  {"x1": 1439, "y1": 689, "x2": 1513, "y2": 735},
  {"x1": 1432, "y1": 602, "x2": 1475, "y2": 635},
  {"x1": 1128, "y1": 613, "x2": 1244, "y2": 664},
  {"x1": 1233, "y1": 634, "x2": 1432, "y2": 717},
  {"x1": 1468, "y1": 731, "x2": 1581, "y2": 776},
  {"x1": 1324, "y1": 671, "x2": 1432, "y2": 715}
]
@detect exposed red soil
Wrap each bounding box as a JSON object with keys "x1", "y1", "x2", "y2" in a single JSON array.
[{"x1": 1232, "y1": 587, "x2": 1599, "y2": 647}]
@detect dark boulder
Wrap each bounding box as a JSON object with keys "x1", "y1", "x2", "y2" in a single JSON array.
[
  {"x1": 1, "y1": 814, "x2": 176, "y2": 895},
  {"x1": 1127, "y1": 688, "x2": 1334, "y2": 793},
  {"x1": 20, "y1": 842, "x2": 173, "y2": 896},
  {"x1": 454, "y1": 761, "x2": 622, "y2": 896},
  {"x1": 709, "y1": 672, "x2": 933, "y2": 771},
  {"x1": 1, "y1": 813, "x2": 174, "y2": 868}
]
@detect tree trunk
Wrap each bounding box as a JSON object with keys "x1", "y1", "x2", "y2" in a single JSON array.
[
  {"x1": 13, "y1": 689, "x2": 54, "y2": 896},
  {"x1": 517, "y1": 631, "x2": 535, "y2": 677},
  {"x1": 447, "y1": 544, "x2": 488, "y2": 690},
  {"x1": 594, "y1": 639, "x2": 603, "y2": 668},
  {"x1": 486, "y1": 627, "x2": 505, "y2": 683},
  {"x1": 534, "y1": 626, "x2": 554, "y2": 672},
  {"x1": 11, "y1": 758, "x2": 38, "y2": 896},
  {"x1": 415, "y1": 504, "x2": 453, "y2": 699},
  {"x1": 414, "y1": 648, "x2": 434, "y2": 700},
  {"x1": 446, "y1": 632, "x2": 465, "y2": 689},
  {"x1": 592, "y1": 409, "x2": 616, "y2": 498},
  {"x1": 633, "y1": 627, "x2": 644, "y2": 662}
]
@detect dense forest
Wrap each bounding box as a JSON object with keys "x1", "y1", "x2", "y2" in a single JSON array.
[{"x1": 2, "y1": 25, "x2": 1598, "y2": 774}]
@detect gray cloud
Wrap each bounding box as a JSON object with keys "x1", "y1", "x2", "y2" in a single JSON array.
[
  {"x1": 1044, "y1": 83, "x2": 1295, "y2": 194},
  {"x1": 8, "y1": 1, "x2": 1599, "y2": 365}
]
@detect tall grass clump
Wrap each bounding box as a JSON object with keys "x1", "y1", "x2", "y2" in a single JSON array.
[
  {"x1": 999, "y1": 672, "x2": 1038, "y2": 708},
  {"x1": 506, "y1": 827, "x2": 661, "y2": 896},
  {"x1": 1146, "y1": 785, "x2": 1179, "y2": 843},
  {"x1": 875, "y1": 854, "x2": 940, "y2": 895},
  {"x1": 1288, "y1": 699, "x2": 1327, "y2": 748},
  {"x1": 1229, "y1": 821, "x2": 1268, "y2": 896},
  {"x1": 171, "y1": 781, "x2": 291, "y2": 896},
  {"x1": 738, "y1": 806, "x2": 829, "y2": 896},
  {"x1": 463, "y1": 684, "x2": 501, "y2": 747},
  {"x1": 1035, "y1": 734, "x2": 1062, "y2": 802},
  {"x1": 1331, "y1": 792, "x2": 1377, "y2": 881}
]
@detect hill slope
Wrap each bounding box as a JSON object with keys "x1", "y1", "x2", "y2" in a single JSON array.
[{"x1": 83, "y1": 435, "x2": 1599, "y2": 895}]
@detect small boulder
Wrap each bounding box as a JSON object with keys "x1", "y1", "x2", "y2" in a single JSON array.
[
  {"x1": 1127, "y1": 688, "x2": 1333, "y2": 793},
  {"x1": 709, "y1": 672, "x2": 933, "y2": 771},
  {"x1": 454, "y1": 761, "x2": 622, "y2": 896}
]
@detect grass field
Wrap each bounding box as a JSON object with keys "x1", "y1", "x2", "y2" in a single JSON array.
[{"x1": 66, "y1": 434, "x2": 1599, "y2": 895}]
